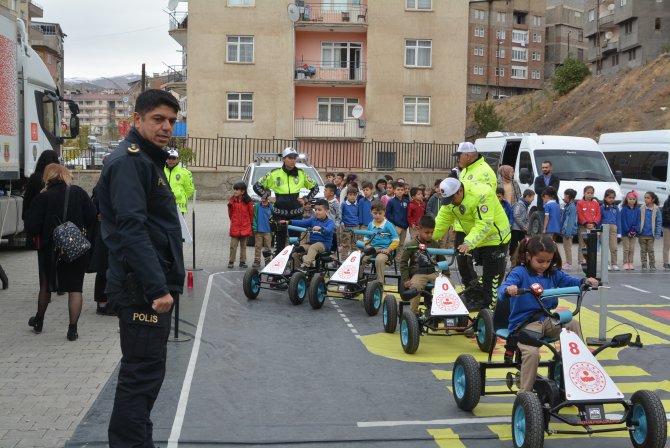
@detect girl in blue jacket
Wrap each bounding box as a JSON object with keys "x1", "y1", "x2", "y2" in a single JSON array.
[
  {"x1": 560, "y1": 188, "x2": 578, "y2": 269},
  {"x1": 498, "y1": 235, "x2": 598, "y2": 393},
  {"x1": 620, "y1": 190, "x2": 640, "y2": 270}
]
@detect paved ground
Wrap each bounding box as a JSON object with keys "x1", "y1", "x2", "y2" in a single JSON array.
[{"x1": 1, "y1": 200, "x2": 668, "y2": 447}]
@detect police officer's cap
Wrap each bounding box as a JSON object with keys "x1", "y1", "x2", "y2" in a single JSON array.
[
  {"x1": 452, "y1": 142, "x2": 477, "y2": 157},
  {"x1": 439, "y1": 177, "x2": 461, "y2": 205},
  {"x1": 167, "y1": 148, "x2": 179, "y2": 158},
  {"x1": 282, "y1": 147, "x2": 299, "y2": 158}
]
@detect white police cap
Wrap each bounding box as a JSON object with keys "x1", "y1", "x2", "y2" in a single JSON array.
[
  {"x1": 282, "y1": 147, "x2": 299, "y2": 158},
  {"x1": 439, "y1": 177, "x2": 462, "y2": 205},
  {"x1": 167, "y1": 148, "x2": 179, "y2": 158},
  {"x1": 452, "y1": 141, "x2": 477, "y2": 156}
]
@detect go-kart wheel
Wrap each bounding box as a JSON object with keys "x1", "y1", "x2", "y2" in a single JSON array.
[
  {"x1": 243, "y1": 268, "x2": 261, "y2": 300},
  {"x1": 399, "y1": 309, "x2": 420, "y2": 354},
  {"x1": 452, "y1": 354, "x2": 481, "y2": 411},
  {"x1": 288, "y1": 272, "x2": 307, "y2": 306},
  {"x1": 629, "y1": 390, "x2": 667, "y2": 448},
  {"x1": 363, "y1": 280, "x2": 383, "y2": 316},
  {"x1": 476, "y1": 309, "x2": 495, "y2": 353},
  {"x1": 307, "y1": 273, "x2": 327, "y2": 310},
  {"x1": 382, "y1": 295, "x2": 398, "y2": 333},
  {"x1": 512, "y1": 392, "x2": 544, "y2": 448}
]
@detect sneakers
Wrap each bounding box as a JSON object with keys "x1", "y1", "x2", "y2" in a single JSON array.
[
  {"x1": 641, "y1": 263, "x2": 647, "y2": 270},
  {"x1": 563, "y1": 263, "x2": 572, "y2": 271},
  {"x1": 607, "y1": 264, "x2": 612, "y2": 271},
  {"x1": 227, "y1": 262, "x2": 234, "y2": 269},
  {"x1": 650, "y1": 265, "x2": 657, "y2": 271},
  {"x1": 252, "y1": 262, "x2": 260, "y2": 268},
  {"x1": 28, "y1": 314, "x2": 43, "y2": 333},
  {"x1": 239, "y1": 262, "x2": 248, "y2": 268},
  {"x1": 612, "y1": 264, "x2": 620, "y2": 271}
]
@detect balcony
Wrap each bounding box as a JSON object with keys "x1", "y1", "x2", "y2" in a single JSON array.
[
  {"x1": 599, "y1": 13, "x2": 616, "y2": 29},
  {"x1": 168, "y1": 12, "x2": 187, "y2": 47},
  {"x1": 295, "y1": 60, "x2": 366, "y2": 85},
  {"x1": 296, "y1": 1, "x2": 367, "y2": 32},
  {"x1": 602, "y1": 40, "x2": 619, "y2": 55},
  {"x1": 294, "y1": 118, "x2": 365, "y2": 140},
  {"x1": 162, "y1": 65, "x2": 187, "y2": 95}
]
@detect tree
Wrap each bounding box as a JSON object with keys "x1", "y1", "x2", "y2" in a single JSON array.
[
  {"x1": 552, "y1": 57, "x2": 590, "y2": 96},
  {"x1": 474, "y1": 101, "x2": 504, "y2": 137}
]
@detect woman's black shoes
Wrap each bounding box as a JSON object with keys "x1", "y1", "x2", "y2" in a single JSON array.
[
  {"x1": 67, "y1": 324, "x2": 78, "y2": 341},
  {"x1": 28, "y1": 314, "x2": 43, "y2": 333}
]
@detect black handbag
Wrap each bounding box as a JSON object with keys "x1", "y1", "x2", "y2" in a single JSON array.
[{"x1": 52, "y1": 185, "x2": 91, "y2": 263}]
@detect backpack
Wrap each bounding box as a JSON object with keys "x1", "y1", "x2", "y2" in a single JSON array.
[{"x1": 52, "y1": 186, "x2": 91, "y2": 263}]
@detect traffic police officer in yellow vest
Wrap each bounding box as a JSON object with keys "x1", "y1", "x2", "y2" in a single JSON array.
[
  {"x1": 253, "y1": 147, "x2": 318, "y2": 253},
  {"x1": 434, "y1": 177, "x2": 510, "y2": 310},
  {"x1": 451, "y1": 141, "x2": 498, "y2": 289},
  {"x1": 164, "y1": 148, "x2": 194, "y2": 214}
]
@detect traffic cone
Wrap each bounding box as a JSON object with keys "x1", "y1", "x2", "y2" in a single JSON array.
[{"x1": 187, "y1": 271, "x2": 194, "y2": 289}]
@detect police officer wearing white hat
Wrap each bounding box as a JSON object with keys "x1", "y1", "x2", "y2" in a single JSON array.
[
  {"x1": 164, "y1": 148, "x2": 195, "y2": 214},
  {"x1": 253, "y1": 147, "x2": 319, "y2": 253}
]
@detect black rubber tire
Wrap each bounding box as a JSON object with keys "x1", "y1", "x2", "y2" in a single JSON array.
[
  {"x1": 452, "y1": 354, "x2": 482, "y2": 411},
  {"x1": 288, "y1": 271, "x2": 307, "y2": 306},
  {"x1": 382, "y1": 295, "x2": 398, "y2": 333},
  {"x1": 242, "y1": 268, "x2": 261, "y2": 300},
  {"x1": 399, "y1": 309, "x2": 421, "y2": 354},
  {"x1": 307, "y1": 273, "x2": 327, "y2": 310},
  {"x1": 511, "y1": 391, "x2": 545, "y2": 448},
  {"x1": 363, "y1": 280, "x2": 383, "y2": 316},
  {"x1": 629, "y1": 390, "x2": 667, "y2": 448},
  {"x1": 476, "y1": 308, "x2": 496, "y2": 354}
]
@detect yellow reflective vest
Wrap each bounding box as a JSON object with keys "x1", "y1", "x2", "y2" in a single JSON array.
[
  {"x1": 164, "y1": 164, "x2": 195, "y2": 213},
  {"x1": 253, "y1": 166, "x2": 318, "y2": 218},
  {"x1": 453, "y1": 155, "x2": 498, "y2": 233},
  {"x1": 434, "y1": 180, "x2": 510, "y2": 249}
]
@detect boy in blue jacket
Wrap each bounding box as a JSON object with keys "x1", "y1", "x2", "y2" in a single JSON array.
[
  {"x1": 340, "y1": 187, "x2": 360, "y2": 260},
  {"x1": 358, "y1": 181, "x2": 374, "y2": 228},
  {"x1": 600, "y1": 188, "x2": 622, "y2": 271},
  {"x1": 364, "y1": 200, "x2": 400, "y2": 285},
  {"x1": 281, "y1": 199, "x2": 335, "y2": 269},
  {"x1": 252, "y1": 197, "x2": 273, "y2": 268},
  {"x1": 385, "y1": 181, "x2": 409, "y2": 262},
  {"x1": 498, "y1": 235, "x2": 598, "y2": 392},
  {"x1": 496, "y1": 187, "x2": 514, "y2": 225}
]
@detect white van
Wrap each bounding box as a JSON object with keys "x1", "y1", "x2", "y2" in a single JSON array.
[
  {"x1": 599, "y1": 130, "x2": 669, "y2": 204},
  {"x1": 474, "y1": 132, "x2": 622, "y2": 235}
]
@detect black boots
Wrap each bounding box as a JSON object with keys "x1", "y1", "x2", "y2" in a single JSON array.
[
  {"x1": 28, "y1": 314, "x2": 44, "y2": 333},
  {"x1": 67, "y1": 324, "x2": 78, "y2": 341}
]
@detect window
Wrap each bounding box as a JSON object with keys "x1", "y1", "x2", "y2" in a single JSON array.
[
  {"x1": 473, "y1": 65, "x2": 483, "y2": 75},
  {"x1": 511, "y1": 66, "x2": 527, "y2": 79},
  {"x1": 512, "y1": 30, "x2": 528, "y2": 43},
  {"x1": 405, "y1": 39, "x2": 432, "y2": 67},
  {"x1": 612, "y1": 53, "x2": 619, "y2": 66},
  {"x1": 497, "y1": 11, "x2": 506, "y2": 22},
  {"x1": 531, "y1": 69, "x2": 541, "y2": 79},
  {"x1": 495, "y1": 67, "x2": 504, "y2": 77},
  {"x1": 531, "y1": 51, "x2": 541, "y2": 61},
  {"x1": 474, "y1": 27, "x2": 485, "y2": 38},
  {"x1": 321, "y1": 42, "x2": 362, "y2": 70},
  {"x1": 512, "y1": 47, "x2": 528, "y2": 61},
  {"x1": 474, "y1": 47, "x2": 484, "y2": 56},
  {"x1": 406, "y1": 0, "x2": 431, "y2": 10},
  {"x1": 471, "y1": 85, "x2": 482, "y2": 94},
  {"x1": 532, "y1": 33, "x2": 542, "y2": 43},
  {"x1": 588, "y1": 9, "x2": 595, "y2": 22},
  {"x1": 403, "y1": 97, "x2": 430, "y2": 124},
  {"x1": 227, "y1": 36, "x2": 254, "y2": 63},
  {"x1": 628, "y1": 48, "x2": 637, "y2": 61},
  {"x1": 473, "y1": 9, "x2": 485, "y2": 20},
  {"x1": 575, "y1": 11, "x2": 582, "y2": 18},
  {"x1": 318, "y1": 98, "x2": 344, "y2": 122},
  {"x1": 228, "y1": 0, "x2": 254, "y2": 5},
  {"x1": 519, "y1": 151, "x2": 533, "y2": 178},
  {"x1": 577, "y1": 48, "x2": 584, "y2": 61},
  {"x1": 496, "y1": 48, "x2": 505, "y2": 58},
  {"x1": 227, "y1": 93, "x2": 253, "y2": 120},
  {"x1": 578, "y1": 31, "x2": 584, "y2": 42},
  {"x1": 532, "y1": 15, "x2": 542, "y2": 27},
  {"x1": 656, "y1": 18, "x2": 661, "y2": 30},
  {"x1": 624, "y1": 20, "x2": 633, "y2": 34},
  {"x1": 620, "y1": 0, "x2": 627, "y2": 5},
  {"x1": 604, "y1": 151, "x2": 668, "y2": 182},
  {"x1": 496, "y1": 30, "x2": 506, "y2": 40}
]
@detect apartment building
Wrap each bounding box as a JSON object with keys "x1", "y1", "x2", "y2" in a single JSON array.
[
  {"x1": 584, "y1": 0, "x2": 670, "y2": 75},
  {"x1": 63, "y1": 93, "x2": 130, "y2": 140},
  {"x1": 185, "y1": 0, "x2": 468, "y2": 145},
  {"x1": 468, "y1": 0, "x2": 547, "y2": 102},
  {"x1": 545, "y1": 0, "x2": 588, "y2": 78},
  {"x1": 30, "y1": 22, "x2": 66, "y2": 94}
]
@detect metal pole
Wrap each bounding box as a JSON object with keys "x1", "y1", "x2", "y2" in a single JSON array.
[
  {"x1": 170, "y1": 293, "x2": 191, "y2": 342},
  {"x1": 587, "y1": 224, "x2": 610, "y2": 346},
  {"x1": 192, "y1": 189, "x2": 196, "y2": 270}
]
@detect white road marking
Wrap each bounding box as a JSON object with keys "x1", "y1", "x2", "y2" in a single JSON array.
[
  {"x1": 660, "y1": 296, "x2": 670, "y2": 301},
  {"x1": 357, "y1": 416, "x2": 511, "y2": 427},
  {"x1": 351, "y1": 329, "x2": 358, "y2": 334},
  {"x1": 168, "y1": 271, "x2": 226, "y2": 448},
  {"x1": 343, "y1": 317, "x2": 350, "y2": 323},
  {"x1": 347, "y1": 323, "x2": 354, "y2": 328},
  {"x1": 622, "y1": 284, "x2": 650, "y2": 293}
]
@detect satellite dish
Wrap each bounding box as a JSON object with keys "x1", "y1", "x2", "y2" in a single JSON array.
[
  {"x1": 168, "y1": 0, "x2": 179, "y2": 11},
  {"x1": 288, "y1": 3, "x2": 300, "y2": 23},
  {"x1": 608, "y1": 3, "x2": 615, "y2": 11},
  {"x1": 605, "y1": 31, "x2": 613, "y2": 40},
  {"x1": 351, "y1": 104, "x2": 364, "y2": 119}
]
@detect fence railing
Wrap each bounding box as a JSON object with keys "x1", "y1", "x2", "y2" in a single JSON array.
[
  {"x1": 295, "y1": 60, "x2": 366, "y2": 82},
  {"x1": 297, "y1": 1, "x2": 367, "y2": 24},
  {"x1": 294, "y1": 119, "x2": 365, "y2": 140}
]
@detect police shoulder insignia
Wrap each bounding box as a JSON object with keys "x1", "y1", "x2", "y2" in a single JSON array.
[
  {"x1": 459, "y1": 205, "x2": 466, "y2": 215},
  {"x1": 306, "y1": 175, "x2": 315, "y2": 184},
  {"x1": 258, "y1": 175, "x2": 267, "y2": 185},
  {"x1": 467, "y1": 174, "x2": 473, "y2": 180},
  {"x1": 127, "y1": 144, "x2": 140, "y2": 154},
  {"x1": 480, "y1": 205, "x2": 489, "y2": 213},
  {"x1": 176, "y1": 174, "x2": 181, "y2": 181}
]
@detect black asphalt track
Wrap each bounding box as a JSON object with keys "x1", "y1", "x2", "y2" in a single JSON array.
[{"x1": 67, "y1": 269, "x2": 670, "y2": 447}]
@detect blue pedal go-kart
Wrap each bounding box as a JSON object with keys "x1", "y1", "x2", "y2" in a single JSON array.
[
  {"x1": 307, "y1": 228, "x2": 400, "y2": 314},
  {"x1": 452, "y1": 283, "x2": 667, "y2": 448},
  {"x1": 382, "y1": 244, "x2": 495, "y2": 354},
  {"x1": 243, "y1": 225, "x2": 336, "y2": 305}
]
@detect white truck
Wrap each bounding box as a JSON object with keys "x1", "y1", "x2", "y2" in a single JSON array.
[
  {"x1": 474, "y1": 132, "x2": 622, "y2": 235},
  {"x1": 0, "y1": 7, "x2": 79, "y2": 286}
]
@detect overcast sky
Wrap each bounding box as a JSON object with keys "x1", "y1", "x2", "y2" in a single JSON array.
[{"x1": 40, "y1": 0, "x2": 185, "y2": 79}]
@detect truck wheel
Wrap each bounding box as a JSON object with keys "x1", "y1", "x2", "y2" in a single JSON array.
[
  {"x1": 243, "y1": 268, "x2": 261, "y2": 300},
  {"x1": 629, "y1": 390, "x2": 667, "y2": 448},
  {"x1": 363, "y1": 280, "x2": 382, "y2": 316},
  {"x1": 476, "y1": 308, "x2": 495, "y2": 353},
  {"x1": 288, "y1": 272, "x2": 307, "y2": 305},
  {"x1": 382, "y1": 295, "x2": 398, "y2": 333},
  {"x1": 512, "y1": 391, "x2": 545, "y2": 448},
  {"x1": 308, "y1": 273, "x2": 326, "y2": 309},
  {"x1": 452, "y1": 354, "x2": 482, "y2": 411},
  {"x1": 399, "y1": 309, "x2": 421, "y2": 354}
]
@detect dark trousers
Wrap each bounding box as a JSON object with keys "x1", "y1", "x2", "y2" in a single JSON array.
[
  {"x1": 274, "y1": 215, "x2": 302, "y2": 256},
  {"x1": 454, "y1": 231, "x2": 478, "y2": 286},
  {"x1": 473, "y1": 244, "x2": 508, "y2": 308},
  {"x1": 94, "y1": 272, "x2": 107, "y2": 302},
  {"x1": 509, "y1": 230, "x2": 527, "y2": 259},
  {"x1": 108, "y1": 296, "x2": 174, "y2": 448}
]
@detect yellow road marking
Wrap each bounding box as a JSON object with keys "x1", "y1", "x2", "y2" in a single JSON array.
[
  {"x1": 433, "y1": 365, "x2": 649, "y2": 382},
  {"x1": 427, "y1": 428, "x2": 466, "y2": 448},
  {"x1": 489, "y1": 423, "x2": 627, "y2": 440},
  {"x1": 611, "y1": 310, "x2": 670, "y2": 336},
  {"x1": 594, "y1": 304, "x2": 670, "y2": 308}
]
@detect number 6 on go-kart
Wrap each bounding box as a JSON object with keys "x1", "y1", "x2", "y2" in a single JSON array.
[{"x1": 451, "y1": 283, "x2": 667, "y2": 448}]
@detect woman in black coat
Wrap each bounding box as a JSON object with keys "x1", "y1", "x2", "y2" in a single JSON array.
[
  {"x1": 25, "y1": 164, "x2": 96, "y2": 341},
  {"x1": 22, "y1": 150, "x2": 60, "y2": 247}
]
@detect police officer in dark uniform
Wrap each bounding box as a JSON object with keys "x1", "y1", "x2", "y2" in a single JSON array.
[{"x1": 97, "y1": 89, "x2": 185, "y2": 448}]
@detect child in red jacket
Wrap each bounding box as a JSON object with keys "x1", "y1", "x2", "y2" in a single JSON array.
[
  {"x1": 228, "y1": 182, "x2": 255, "y2": 269},
  {"x1": 407, "y1": 186, "x2": 426, "y2": 240},
  {"x1": 576, "y1": 185, "x2": 601, "y2": 263}
]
